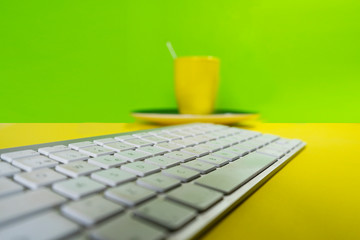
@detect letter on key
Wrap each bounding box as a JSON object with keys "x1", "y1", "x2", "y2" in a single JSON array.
[
  {"x1": 14, "y1": 168, "x2": 67, "y2": 189},
  {"x1": 121, "y1": 162, "x2": 160, "y2": 177},
  {"x1": 91, "y1": 168, "x2": 136, "y2": 186},
  {"x1": 12, "y1": 156, "x2": 58, "y2": 172},
  {"x1": 53, "y1": 177, "x2": 105, "y2": 200},
  {"x1": 55, "y1": 161, "x2": 100, "y2": 178},
  {"x1": 162, "y1": 166, "x2": 200, "y2": 182},
  {"x1": 49, "y1": 150, "x2": 89, "y2": 163}
]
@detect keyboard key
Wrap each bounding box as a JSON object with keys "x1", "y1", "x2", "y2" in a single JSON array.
[
  {"x1": 181, "y1": 146, "x2": 209, "y2": 157},
  {"x1": 69, "y1": 141, "x2": 96, "y2": 150},
  {"x1": 134, "y1": 198, "x2": 197, "y2": 231},
  {"x1": 273, "y1": 139, "x2": 302, "y2": 151},
  {"x1": 91, "y1": 214, "x2": 165, "y2": 240},
  {"x1": 114, "y1": 134, "x2": 137, "y2": 141},
  {"x1": 162, "y1": 166, "x2": 200, "y2": 182},
  {"x1": 55, "y1": 161, "x2": 100, "y2": 178},
  {"x1": 183, "y1": 128, "x2": 205, "y2": 136},
  {"x1": 88, "y1": 155, "x2": 127, "y2": 169},
  {"x1": 103, "y1": 142, "x2": 135, "y2": 152},
  {"x1": 132, "y1": 132, "x2": 152, "y2": 138},
  {"x1": 0, "y1": 178, "x2": 23, "y2": 198},
  {"x1": 220, "y1": 128, "x2": 240, "y2": 136},
  {"x1": 154, "y1": 132, "x2": 181, "y2": 141},
  {"x1": 79, "y1": 146, "x2": 115, "y2": 157},
  {"x1": 168, "y1": 130, "x2": 193, "y2": 138},
  {"x1": 49, "y1": 150, "x2": 89, "y2": 163},
  {"x1": 197, "y1": 142, "x2": 222, "y2": 152},
  {"x1": 141, "y1": 135, "x2": 168, "y2": 144},
  {"x1": 212, "y1": 149, "x2": 239, "y2": 161},
  {"x1": 137, "y1": 146, "x2": 168, "y2": 156},
  {"x1": 0, "y1": 211, "x2": 79, "y2": 240},
  {"x1": 237, "y1": 139, "x2": 264, "y2": 151},
  {"x1": 156, "y1": 142, "x2": 183, "y2": 151},
  {"x1": 195, "y1": 153, "x2": 277, "y2": 194},
  {"x1": 226, "y1": 145, "x2": 249, "y2": 157},
  {"x1": 14, "y1": 168, "x2": 67, "y2": 189},
  {"x1": 93, "y1": 138, "x2": 118, "y2": 145},
  {"x1": 145, "y1": 156, "x2": 180, "y2": 169},
  {"x1": 232, "y1": 135, "x2": 249, "y2": 142},
  {"x1": 123, "y1": 138, "x2": 153, "y2": 147},
  {"x1": 187, "y1": 135, "x2": 209, "y2": 144},
  {"x1": 137, "y1": 173, "x2": 181, "y2": 192},
  {"x1": 274, "y1": 138, "x2": 291, "y2": 145},
  {"x1": 197, "y1": 155, "x2": 229, "y2": 167},
  {"x1": 115, "y1": 150, "x2": 151, "y2": 162},
  {"x1": 1, "y1": 149, "x2": 40, "y2": 162},
  {"x1": 0, "y1": 188, "x2": 66, "y2": 225},
  {"x1": 257, "y1": 146, "x2": 286, "y2": 158},
  {"x1": 91, "y1": 168, "x2": 136, "y2": 186},
  {"x1": 256, "y1": 134, "x2": 280, "y2": 143},
  {"x1": 164, "y1": 151, "x2": 196, "y2": 162},
  {"x1": 0, "y1": 162, "x2": 20, "y2": 177},
  {"x1": 222, "y1": 136, "x2": 241, "y2": 145},
  {"x1": 121, "y1": 161, "x2": 160, "y2": 177},
  {"x1": 53, "y1": 177, "x2": 105, "y2": 200},
  {"x1": 167, "y1": 184, "x2": 223, "y2": 211},
  {"x1": 182, "y1": 160, "x2": 216, "y2": 174},
  {"x1": 206, "y1": 132, "x2": 225, "y2": 139},
  {"x1": 12, "y1": 155, "x2": 58, "y2": 171},
  {"x1": 249, "y1": 137, "x2": 270, "y2": 146},
  {"x1": 105, "y1": 182, "x2": 156, "y2": 206},
  {"x1": 172, "y1": 139, "x2": 196, "y2": 147},
  {"x1": 61, "y1": 195, "x2": 124, "y2": 226},
  {"x1": 237, "y1": 129, "x2": 262, "y2": 138},
  {"x1": 211, "y1": 139, "x2": 232, "y2": 148},
  {"x1": 38, "y1": 145, "x2": 69, "y2": 156}
]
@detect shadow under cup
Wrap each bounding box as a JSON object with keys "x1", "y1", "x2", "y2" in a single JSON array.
[{"x1": 174, "y1": 56, "x2": 220, "y2": 115}]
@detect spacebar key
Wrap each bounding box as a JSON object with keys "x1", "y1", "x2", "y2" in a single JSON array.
[
  {"x1": 195, "y1": 152, "x2": 277, "y2": 194},
  {"x1": 0, "y1": 188, "x2": 67, "y2": 225}
]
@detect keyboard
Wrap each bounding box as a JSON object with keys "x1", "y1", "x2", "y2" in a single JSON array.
[{"x1": 0, "y1": 123, "x2": 305, "y2": 240}]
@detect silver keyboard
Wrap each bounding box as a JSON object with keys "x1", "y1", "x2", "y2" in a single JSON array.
[{"x1": 0, "y1": 123, "x2": 305, "y2": 240}]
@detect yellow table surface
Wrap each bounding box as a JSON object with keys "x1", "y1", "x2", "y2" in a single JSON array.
[{"x1": 0, "y1": 123, "x2": 359, "y2": 240}]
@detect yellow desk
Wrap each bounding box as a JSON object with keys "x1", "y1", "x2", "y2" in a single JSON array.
[{"x1": 0, "y1": 123, "x2": 359, "y2": 240}]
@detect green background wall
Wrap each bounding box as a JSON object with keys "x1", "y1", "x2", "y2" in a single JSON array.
[{"x1": 1, "y1": 0, "x2": 359, "y2": 122}]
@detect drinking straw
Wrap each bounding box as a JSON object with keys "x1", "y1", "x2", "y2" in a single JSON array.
[{"x1": 166, "y1": 41, "x2": 177, "y2": 59}]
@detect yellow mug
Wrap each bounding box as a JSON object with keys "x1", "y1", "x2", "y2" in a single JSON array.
[{"x1": 174, "y1": 56, "x2": 220, "y2": 115}]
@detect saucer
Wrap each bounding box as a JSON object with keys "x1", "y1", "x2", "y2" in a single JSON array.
[{"x1": 132, "y1": 109, "x2": 259, "y2": 125}]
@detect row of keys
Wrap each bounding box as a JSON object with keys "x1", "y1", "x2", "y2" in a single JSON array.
[
  {"x1": 0, "y1": 126, "x2": 258, "y2": 166},
  {"x1": 0, "y1": 151, "x2": 234, "y2": 198},
  {"x1": 0, "y1": 136, "x2": 299, "y2": 189},
  {"x1": 0, "y1": 154, "x2": 225, "y2": 196}
]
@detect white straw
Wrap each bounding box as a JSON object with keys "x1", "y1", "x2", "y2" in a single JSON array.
[{"x1": 166, "y1": 41, "x2": 177, "y2": 59}]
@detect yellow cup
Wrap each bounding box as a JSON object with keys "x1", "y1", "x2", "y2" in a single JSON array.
[{"x1": 174, "y1": 56, "x2": 220, "y2": 115}]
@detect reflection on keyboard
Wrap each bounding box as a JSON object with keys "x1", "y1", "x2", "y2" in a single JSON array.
[{"x1": 0, "y1": 123, "x2": 305, "y2": 240}]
